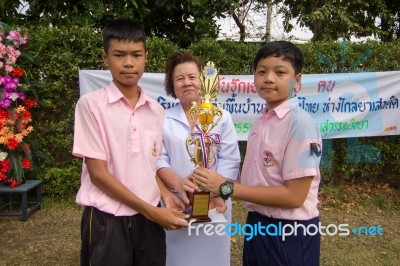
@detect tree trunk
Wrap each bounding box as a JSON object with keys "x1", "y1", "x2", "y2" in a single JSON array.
[
  {"x1": 231, "y1": 12, "x2": 246, "y2": 42},
  {"x1": 265, "y1": 1, "x2": 273, "y2": 42},
  {"x1": 310, "y1": 0, "x2": 323, "y2": 41}
]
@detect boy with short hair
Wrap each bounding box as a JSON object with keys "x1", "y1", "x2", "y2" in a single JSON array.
[
  {"x1": 73, "y1": 19, "x2": 187, "y2": 266},
  {"x1": 194, "y1": 41, "x2": 322, "y2": 265}
]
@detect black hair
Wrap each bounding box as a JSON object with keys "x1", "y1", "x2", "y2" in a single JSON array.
[
  {"x1": 252, "y1": 41, "x2": 304, "y2": 74},
  {"x1": 102, "y1": 19, "x2": 146, "y2": 53}
]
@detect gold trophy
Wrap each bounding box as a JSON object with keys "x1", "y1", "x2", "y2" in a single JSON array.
[{"x1": 185, "y1": 61, "x2": 223, "y2": 223}]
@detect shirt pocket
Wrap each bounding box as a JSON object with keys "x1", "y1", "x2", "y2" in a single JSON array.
[
  {"x1": 146, "y1": 130, "x2": 162, "y2": 165},
  {"x1": 258, "y1": 142, "x2": 284, "y2": 178}
]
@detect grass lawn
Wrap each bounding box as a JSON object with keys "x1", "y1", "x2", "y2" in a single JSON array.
[{"x1": 0, "y1": 183, "x2": 399, "y2": 266}]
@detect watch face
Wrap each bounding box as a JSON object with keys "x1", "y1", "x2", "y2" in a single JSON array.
[{"x1": 221, "y1": 183, "x2": 232, "y2": 196}]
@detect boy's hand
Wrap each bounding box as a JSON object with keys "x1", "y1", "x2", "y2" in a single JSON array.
[
  {"x1": 149, "y1": 207, "x2": 189, "y2": 230},
  {"x1": 192, "y1": 167, "x2": 225, "y2": 195},
  {"x1": 209, "y1": 196, "x2": 227, "y2": 213}
]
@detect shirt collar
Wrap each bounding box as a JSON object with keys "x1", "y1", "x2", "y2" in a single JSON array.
[
  {"x1": 262, "y1": 97, "x2": 299, "y2": 119},
  {"x1": 166, "y1": 103, "x2": 186, "y2": 122},
  {"x1": 105, "y1": 81, "x2": 152, "y2": 107}
]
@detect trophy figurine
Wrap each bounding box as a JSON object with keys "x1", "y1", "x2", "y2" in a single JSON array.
[{"x1": 185, "y1": 61, "x2": 223, "y2": 223}]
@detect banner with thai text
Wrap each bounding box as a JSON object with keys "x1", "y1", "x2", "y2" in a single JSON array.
[{"x1": 79, "y1": 70, "x2": 399, "y2": 141}]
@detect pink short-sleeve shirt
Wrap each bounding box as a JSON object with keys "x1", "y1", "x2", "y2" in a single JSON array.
[
  {"x1": 73, "y1": 82, "x2": 164, "y2": 216},
  {"x1": 241, "y1": 98, "x2": 322, "y2": 220}
]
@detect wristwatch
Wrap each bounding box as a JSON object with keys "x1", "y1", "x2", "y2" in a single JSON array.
[{"x1": 219, "y1": 180, "x2": 234, "y2": 200}]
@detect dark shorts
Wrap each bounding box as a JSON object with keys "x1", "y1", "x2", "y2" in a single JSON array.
[
  {"x1": 243, "y1": 211, "x2": 320, "y2": 266},
  {"x1": 80, "y1": 206, "x2": 166, "y2": 266}
]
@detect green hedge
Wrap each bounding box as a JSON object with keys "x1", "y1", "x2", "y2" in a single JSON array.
[{"x1": 18, "y1": 26, "x2": 400, "y2": 196}]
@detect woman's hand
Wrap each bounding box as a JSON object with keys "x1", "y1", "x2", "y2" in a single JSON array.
[
  {"x1": 174, "y1": 175, "x2": 199, "y2": 204},
  {"x1": 161, "y1": 189, "x2": 186, "y2": 211}
]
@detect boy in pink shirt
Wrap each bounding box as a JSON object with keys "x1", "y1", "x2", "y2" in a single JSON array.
[
  {"x1": 73, "y1": 19, "x2": 187, "y2": 266},
  {"x1": 194, "y1": 41, "x2": 322, "y2": 265}
]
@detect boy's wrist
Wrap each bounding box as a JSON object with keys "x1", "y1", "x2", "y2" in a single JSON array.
[
  {"x1": 219, "y1": 180, "x2": 234, "y2": 200},
  {"x1": 140, "y1": 203, "x2": 160, "y2": 222}
]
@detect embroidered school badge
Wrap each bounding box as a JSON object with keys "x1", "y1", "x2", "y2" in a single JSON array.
[{"x1": 263, "y1": 150, "x2": 275, "y2": 167}]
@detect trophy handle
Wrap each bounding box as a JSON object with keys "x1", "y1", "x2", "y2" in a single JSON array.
[
  {"x1": 185, "y1": 137, "x2": 197, "y2": 165},
  {"x1": 189, "y1": 101, "x2": 198, "y2": 126}
]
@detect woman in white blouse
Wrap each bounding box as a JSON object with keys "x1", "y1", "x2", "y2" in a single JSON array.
[{"x1": 156, "y1": 51, "x2": 241, "y2": 266}]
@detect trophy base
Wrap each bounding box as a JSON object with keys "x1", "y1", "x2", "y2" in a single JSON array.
[{"x1": 185, "y1": 190, "x2": 211, "y2": 223}]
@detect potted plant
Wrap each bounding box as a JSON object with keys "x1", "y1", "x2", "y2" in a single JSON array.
[{"x1": 0, "y1": 23, "x2": 37, "y2": 188}]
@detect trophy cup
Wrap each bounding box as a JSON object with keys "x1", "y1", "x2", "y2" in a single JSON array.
[{"x1": 185, "y1": 61, "x2": 223, "y2": 223}]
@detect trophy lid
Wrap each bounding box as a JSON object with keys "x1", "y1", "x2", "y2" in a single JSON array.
[{"x1": 199, "y1": 61, "x2": 219, "y2": 102}]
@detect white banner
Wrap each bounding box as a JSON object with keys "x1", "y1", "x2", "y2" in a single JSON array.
[{"x1": 79, "y1": 70, "x2": 400, "y2": 141}]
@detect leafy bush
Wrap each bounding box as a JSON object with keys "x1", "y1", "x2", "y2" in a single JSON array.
[
  {"x1": 146, "y1": 37, "x2": 179, "y2": 72},
  {"x1": 320, "y1": 136, "x2": 400, "y2": 185},
  {"x1": 41, "y1": 165, "x2": 81, "y2": 197}
]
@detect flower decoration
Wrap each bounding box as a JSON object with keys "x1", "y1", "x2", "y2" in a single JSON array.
[{"x1": 0, "y1": 25, "x2": 37, "y2": 188}]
